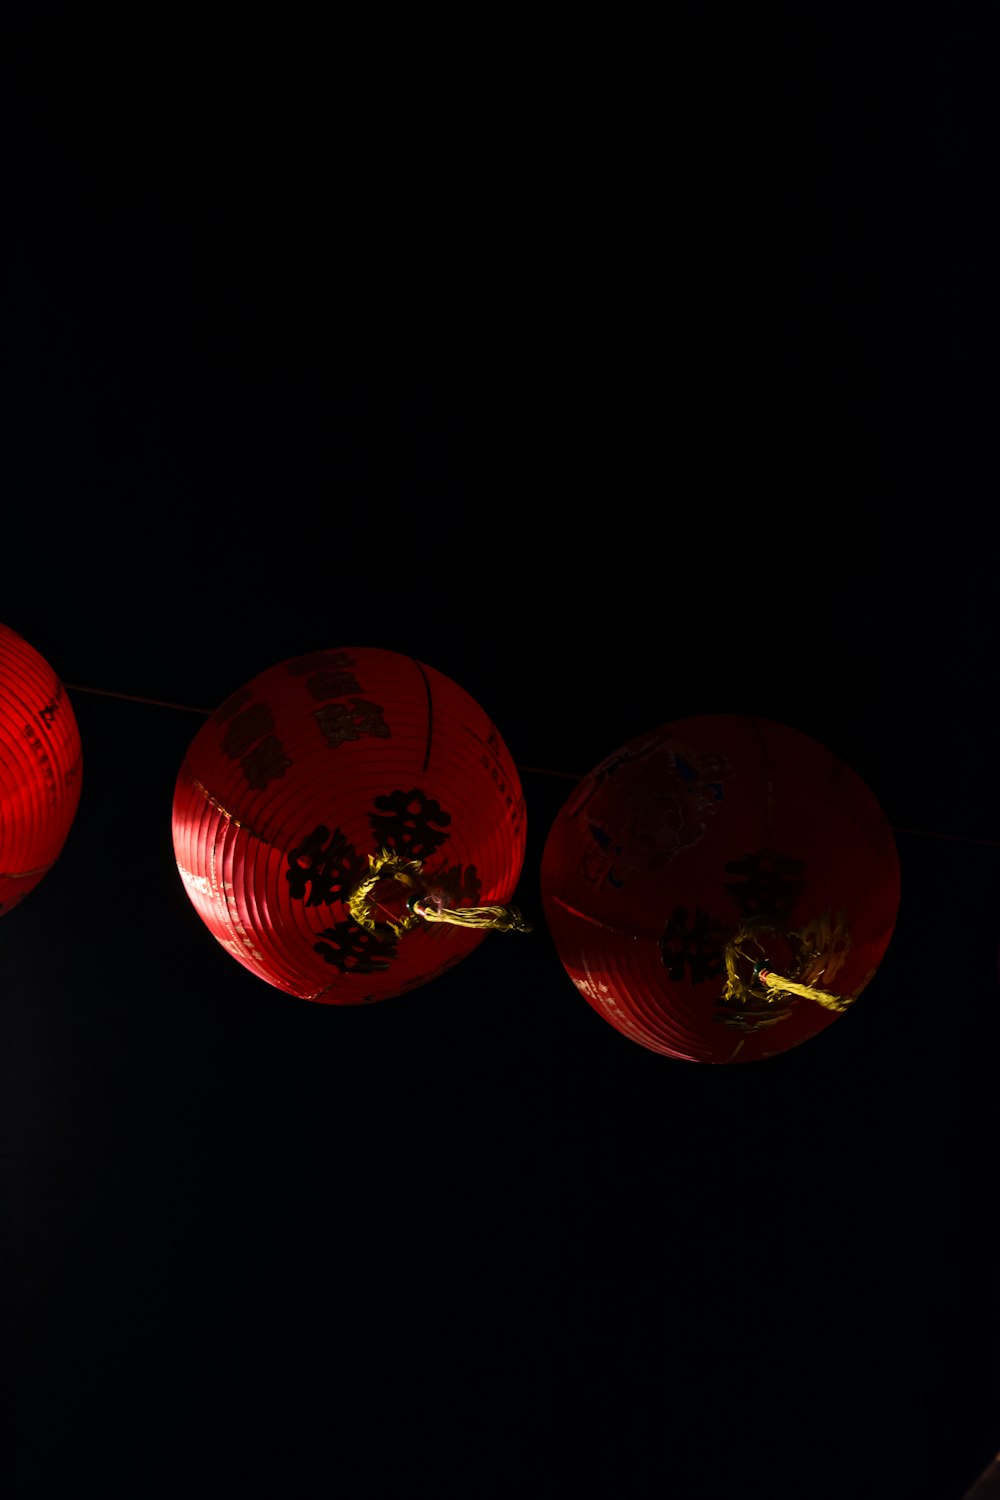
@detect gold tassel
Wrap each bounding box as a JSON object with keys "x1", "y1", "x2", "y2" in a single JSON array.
[
  {"x1": 411, "y1": 899, "x2": 532, "y2": 933},
  {"x1": 756, "y1": 968, "x2": 850, "y2": 1013},
  {"x1": 722, "y1": 917, "x2": 851, "y2": 1013},
  {"x1": 346, "y1": 848, "x2": 532, "y2": 937}
]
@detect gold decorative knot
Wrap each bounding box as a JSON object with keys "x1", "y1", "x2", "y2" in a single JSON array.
[{"x1": 347, "y1": 849, "x2": 531, "y2": 940}]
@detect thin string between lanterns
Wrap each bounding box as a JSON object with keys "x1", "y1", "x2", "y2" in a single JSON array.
[{"x1": 62, "y1": 682, "x2": 1000, "y2": 852}]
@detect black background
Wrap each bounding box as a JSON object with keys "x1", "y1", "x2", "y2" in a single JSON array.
[{"x1": 4, "y1": 12, "x2": 1000, "y2": 1498}]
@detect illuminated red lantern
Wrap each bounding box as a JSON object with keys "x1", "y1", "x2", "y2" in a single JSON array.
[
  {"x1": 172, "y1": 646, "x2": 529, "y2": 1003},
  {"x1": 541, "y1": 714, "x2": 901, "y2": 1064},
  {"x1": 1, "y1": 623, "x2": 83, "y2": 917}
]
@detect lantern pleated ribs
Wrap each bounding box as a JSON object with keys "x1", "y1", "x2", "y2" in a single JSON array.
[{"x1": 0, "y1": 623, "x2": 83, "y2": 917}]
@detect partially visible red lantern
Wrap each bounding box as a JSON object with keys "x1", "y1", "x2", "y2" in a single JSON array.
[
  {"x1": 1, "y1": 623, "x2": 83, "y2": 917},
  {"x1": 541, "y1": 714, "x2": 901, "y2": 1064},
  {"x1": 172, "y1": 646, "x2": 529, "y2": 1003}
]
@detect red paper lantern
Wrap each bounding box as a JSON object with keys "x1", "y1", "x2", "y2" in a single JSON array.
[
  {"x1": 541, "y1": 714, "x2": 901, "y2": 1064},
  {"x1": 172, "y1": 646, "x2": 529, "y2": 1003},
  {"x1": 1, "y1": 623, "x2": 83, "y2": 917}
]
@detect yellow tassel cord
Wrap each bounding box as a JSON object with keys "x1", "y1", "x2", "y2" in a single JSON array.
[
  {"x1": 347, "y1": 849, "x2": 531, "y2": 940},
  {"x1": 722, "y1": 915, "x2": 853, "y2": 1016},
  {"x1": 410, "y1": 899, "x2": 532, "y2": 933},
  {"x1": 755, "y1": 970, "x2": 850, "y2": 1012}
]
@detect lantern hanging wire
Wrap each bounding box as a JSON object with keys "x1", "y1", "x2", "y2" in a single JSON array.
[{"x1": 59, "y1": 680, "x2": 1000, "y2": 853}]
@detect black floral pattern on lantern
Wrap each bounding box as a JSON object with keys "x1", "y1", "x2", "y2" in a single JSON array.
[
  {"x1": 723, "y1": 849, "x2": 805, "y2": 922},
  {"x1": 368, "y1": 788, "x2": 452, "y2": 861},
  {"x1": 659, "y1": 904, "x2": 728, "y2": 983},
  {"x1": 241, "y1": 734, "x2": 293, "y2": 791},
  {"x1": 313, "y1": 699, "x2": 391, "y2": 749},
  {"x1": 285, "y1": 650, "x2": 361, "y2": 697},
  {"x1": 313, "y1": 919, "x2": 396, "y2": 974},
  {"x1": 303, "y1": 666, "x2": 362, "y2": 701},
  {"x1": 286, "y1": 824, "x2": 366, "y2": 907}
]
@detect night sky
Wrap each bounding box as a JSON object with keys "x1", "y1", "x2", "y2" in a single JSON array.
[{"x1": 4, "y1": 15, "x2": 1000, "y2": 1499}]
